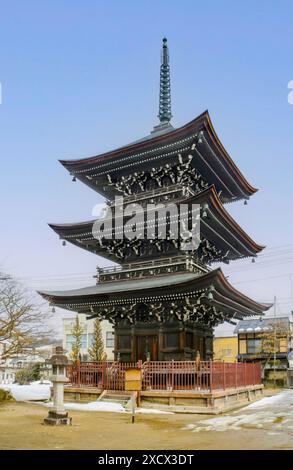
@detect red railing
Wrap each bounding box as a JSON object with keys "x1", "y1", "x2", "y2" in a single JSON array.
[
  {"x1": 67, "y1": 361, "x2": 141, "y2": 391},
  {"x1": 142, "y1": 361, "x2": 211, "y2": 390},
  {"x1": 67, "y1": 360, "x2": 261, "y2": 392},
  {"x1": 209, "y1": 361, "x2": 261, "y2": 390}
]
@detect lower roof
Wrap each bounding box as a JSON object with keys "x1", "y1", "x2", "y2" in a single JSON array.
[{"x1": 39, "y1": 268, "x2": 270, "y2": 320}]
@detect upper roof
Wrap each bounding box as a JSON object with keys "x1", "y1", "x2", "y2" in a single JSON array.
[{"x1": 59, "y1": 111, "x2": 258, "y2": 202}]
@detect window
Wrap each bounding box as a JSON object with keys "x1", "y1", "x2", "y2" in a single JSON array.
[
  {"x1": 186, "y1": 332, "x2": 193, "y2": 349},
  {"x1": 106, "y1": 331, "x2": 114, "y2": 348},
  {"x1": 66, "y1": 334, "x2": 75, "y2": 351},
  {"x1": 66, "y1": 333, "x2": 87, "y2": 350},
  {"x1": 81, "y1": 334, "x2": 87, "y2": 349},
  {"x1": 279, "y1": 338, "x2": 287, "y2": 353},
  {"x1": 88, "y1": 333, "x2": 94, "y2": 347},
  {"x1": 118, "y1": 335, "x2": 131, "y2": 350},
  {"x1": 239, "y1": 339, "x2": 247, "y2": 354},
  {"x1": 222, "y1": 348, "x2": 232, "y2": 357},
  {"x1": 165, "y1": 333, "x2": 179, "y2": 348},
  {"x1": 247, "y1": 339, "x2": 262, "y2": 354}
]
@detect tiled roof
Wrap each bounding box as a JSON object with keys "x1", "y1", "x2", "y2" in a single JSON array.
[{"x1": 234, "y1": 316, "x2": 291, "y2": 334}]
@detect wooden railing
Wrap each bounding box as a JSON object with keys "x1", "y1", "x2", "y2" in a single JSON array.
[
  {"x1": 141, "y1": 361, "x2": 211, "y2": 391},
  {"x1": 67, "y1": 360, "x2": 262, "y2": 392},
  {"x1": 67, "y1": 361, "x2": 141, "y2": 391}
]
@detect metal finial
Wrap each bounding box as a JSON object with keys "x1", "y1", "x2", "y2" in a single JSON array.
[{"x1": 158, "y1": 37, "x2": 172, "y2": 124}]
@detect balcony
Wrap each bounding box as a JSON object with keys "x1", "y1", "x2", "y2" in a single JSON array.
[
  {"x1": 108, "y1": 183, "x2": 195, "y2": 207},
  {"x1": 95, "y1": 255, "x2": 209, "y2": 283}
]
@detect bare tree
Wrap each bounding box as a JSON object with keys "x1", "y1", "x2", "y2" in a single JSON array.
[
  {"x1": 253, "y1": 320, "x2": 291, "y2": 381},
  {"x1": 0, "y1": 274, "x2": 51, "y2": 359}
]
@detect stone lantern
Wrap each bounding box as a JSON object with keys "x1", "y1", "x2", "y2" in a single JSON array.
[{"x1": 44, "y1": 346, "x2": 72, "y2": 425}]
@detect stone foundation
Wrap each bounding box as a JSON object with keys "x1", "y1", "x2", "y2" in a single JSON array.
[
  {"x1": 64, "y1": 384, "x2": 263, "y2": 414},
  {"x1": 44, "y1": 410, "x2": 72, "y2": 426}
]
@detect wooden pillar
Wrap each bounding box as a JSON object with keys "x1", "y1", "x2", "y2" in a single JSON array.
[
  {"x1": 130, "y1": 324, "x2": 135, "y2": 362},
  {"x1": 158, "y1": 326, "x2": 164, "y2": 360},
  {"x1": 179, "y1": 329, "x2": 185, "y2": 359}
]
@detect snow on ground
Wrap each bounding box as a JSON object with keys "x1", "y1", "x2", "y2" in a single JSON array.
[
  {"x1": 135, "y1": 407, "x2": 173, "y2": 414},
  {"x1": 246, "y1": 389, "x2": 293, "y2": 409},
  {"x1": 41, "y1": 400, "x2": 125, "y2": 413},
  {"x1": 37, "y1": 400, "x2": 173, "y2": 414},
  {"x1": 183, "y1": 412, "x2": 278, "y2": 432},
  {"x1": 0, "y1": 381, "x2": 173, "y2": 414},
  {"x1": 0, "y1": 381, "x2": 51, "y2": 401},
  {"x1": 182, "y1": 390, "x2": 293, "y2": 433}
]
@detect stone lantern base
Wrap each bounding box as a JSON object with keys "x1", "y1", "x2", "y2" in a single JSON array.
[{"x1": 44, "y1": 410, "x2": 72, "y2": 426}]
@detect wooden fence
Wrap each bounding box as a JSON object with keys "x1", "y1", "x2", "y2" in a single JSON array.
[
  {"x1": 67, "y1": 361, "x2": 141, "y2": 391},
  {"x1": 67, "y1": 360, "x2": 261, "y2": 392}
]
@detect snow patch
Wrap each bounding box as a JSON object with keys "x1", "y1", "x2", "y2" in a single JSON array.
[
  {"x1": 181, "y1": 391, "x2": 293, "y2": 433},
  {"x1": 246, "y1": 390, "x2": 293, "y2": 409},
  {"x1": 0, "y1": 381, "x2": 51, "y2": 401},
  {"x1": 34, "y1": 400, "x2": 173, "y2": 414},
  {"x1": 135, "y1": 408, "x2": 173, "y2": 415},
  {"x1": 182, "y1": 413, "x2": 277, "y2": 432}
]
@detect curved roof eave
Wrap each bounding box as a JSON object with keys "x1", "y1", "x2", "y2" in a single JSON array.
[
  {"x1": 38, "y1": 268, "x2": 270, "y2": 314},
  {"x1": 59, "y1": 110, "x2": 208, "y2": 168},
  {"x1": 48, "y1": 184, "x2": 265, "y2": 255},
  {"x1": 203, "y1": 113, "x2": 258, "y2": 196},
  {"x1": 200, "y1": 186, "x2": 264, "y2": 253},
  {"x1": 58, "y1": 111, "x2": 258, "y2": 198}
]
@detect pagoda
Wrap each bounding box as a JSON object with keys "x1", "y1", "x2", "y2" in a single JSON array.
[{"x1": 39, "y1": 38, "x2": 269, "y2": 362}]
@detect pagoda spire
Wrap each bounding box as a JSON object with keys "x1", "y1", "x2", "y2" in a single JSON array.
[{"x1": 158, "y1": 37, "x2": 172, "y2": 124}]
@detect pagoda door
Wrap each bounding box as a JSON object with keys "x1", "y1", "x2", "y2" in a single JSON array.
[{"x1": 135, "y1": 335, "x2": 158, "y2": 362}]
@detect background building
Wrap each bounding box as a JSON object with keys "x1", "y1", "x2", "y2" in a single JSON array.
[
  {"x1": 213, "y1": 336, "x2": 238, "y2": 362},
  {"x1": 0, "y1": 341, "x2": 61, "y2": 383},
  {"x1": 234, "y1": 316, "x2": 293, "y2": 386},
  {"x1": 62, "y1": 315, "x2": 114, "y2": 361}
]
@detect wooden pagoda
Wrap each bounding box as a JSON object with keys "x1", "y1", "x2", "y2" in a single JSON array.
[{"x1": 39, "y1": 38, "x2": 269, "y2": 362}]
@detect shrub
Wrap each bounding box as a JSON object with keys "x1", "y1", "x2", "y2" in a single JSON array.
[
  {"x1": 15, "y1": 363, "x2": 41, "y2": 385},
  {"x1": 0, "y1": 388, "x2": 13, "y2": 402}
]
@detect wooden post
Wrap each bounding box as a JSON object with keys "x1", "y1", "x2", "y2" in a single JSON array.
[
  {"x1": 235, "y1": 362, "x2": 237, "y2": 389},
  {"x1": 223, "y1": 361, "x2": 226, "y2": 390},
  {"x1": 102, "y1": 361, "x2": 106, "y2": 390},
  {"x1": 77, "y1": 361, "x2": 81, "y2": 387},
  {"x1": 210, "y1": 360, "x2": 213, "y2": 392},
  {"x1": 131, "y1": 394, "x2": 136, "y2": 423}
]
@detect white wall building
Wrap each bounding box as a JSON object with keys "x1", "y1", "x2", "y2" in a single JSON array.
[
  {"x1": 0, "y1": 340, "x2": 63, "y2": 384},
  {"x1": 62, "y1": 315, "x2": 114, "y2": 360}
]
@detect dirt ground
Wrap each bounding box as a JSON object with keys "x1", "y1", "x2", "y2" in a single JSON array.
[{"x1": 0, "y1": 400, "x2": 292, "y2": 450}]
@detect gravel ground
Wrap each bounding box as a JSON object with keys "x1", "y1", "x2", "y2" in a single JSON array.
[{"x1": 0, "y1": 390, "x2": 292, "y2": 450}]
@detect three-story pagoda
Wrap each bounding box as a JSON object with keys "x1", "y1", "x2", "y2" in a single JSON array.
[{"x1": 39, "y1": 38, "x2": 269, "y2": 362}]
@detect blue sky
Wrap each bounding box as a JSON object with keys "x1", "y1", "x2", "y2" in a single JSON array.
[{"x1": 0, "y1": 1, "x2": 293, "y2": 335}]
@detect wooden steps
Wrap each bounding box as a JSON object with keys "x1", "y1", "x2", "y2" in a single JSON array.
[{"x1": 97, "y1": 390, "x2": 135, "y2": 409}]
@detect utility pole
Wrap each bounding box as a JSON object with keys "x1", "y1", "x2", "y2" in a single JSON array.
[{"x1": 273, "y1": 295, "x2": 277, "y2": 388}]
